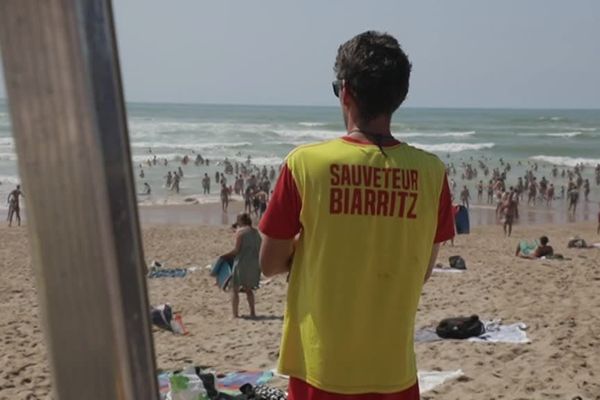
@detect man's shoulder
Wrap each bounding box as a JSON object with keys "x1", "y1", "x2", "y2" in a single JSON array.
[
  {"x1": 285, "y1": 139, "x2": 341, "y2": 163},
  {"x1": 397, "y1": 143, "x2": 446, "y2": 170}
]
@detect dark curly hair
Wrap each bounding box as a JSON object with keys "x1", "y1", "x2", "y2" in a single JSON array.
[{"x1": 334, "y1": 31, "x2": 412, "y2": 124}]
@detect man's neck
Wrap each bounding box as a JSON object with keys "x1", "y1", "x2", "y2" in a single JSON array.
[{"x1": 346, "y1": 114, "x2": 392, "y2": 137}]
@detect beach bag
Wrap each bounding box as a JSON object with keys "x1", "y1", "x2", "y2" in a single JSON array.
[
  {"x1": 449, "y1": 256, "x2": 466, "y2": 270},
  {"x1": 167, "y1": 367, "x2": 209, "y2": 400},
  {"x1": 237, "y1": 384, "x2": 287, "y2": 400},
  {"x1": 253, "y1": 385, "x2": 287, "y2": 400},
  {"x1": 454, "y1": 205, "x2": 470, "y2": 234},
  {"x1": 567, "y1": 238, "x2": 587, "y2": 248},
  {"x1": 436, "y1": 315, "x2": 485, "y2": 339},
  {"x1": 151, "y1": 304, "x2": 173, "y2": 331}
]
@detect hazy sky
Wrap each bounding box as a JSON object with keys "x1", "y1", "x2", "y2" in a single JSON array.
[{"x1": 1, "y1": 0, "x2": 599, "y2": 108}]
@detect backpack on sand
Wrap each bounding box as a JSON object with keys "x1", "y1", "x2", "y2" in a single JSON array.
[
  {"x1": 449, "y1": 255, "x2": 467, "y2": 270},
  {"x1": 436, "y1": 315, "x2": 485, "y2": 339}
]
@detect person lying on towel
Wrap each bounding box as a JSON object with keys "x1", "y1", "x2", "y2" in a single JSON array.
[{"x1": 515, "y1": 236, "x2": 554, "y2": 259}]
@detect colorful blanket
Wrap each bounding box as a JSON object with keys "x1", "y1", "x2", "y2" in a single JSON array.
[{"x1": 217, "y1": 370, "x2": 274, "y2": 394}]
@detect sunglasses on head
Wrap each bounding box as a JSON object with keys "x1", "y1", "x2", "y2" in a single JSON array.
[{"x1": 332, "y1": 80, "x2": 342, "y2": 98}]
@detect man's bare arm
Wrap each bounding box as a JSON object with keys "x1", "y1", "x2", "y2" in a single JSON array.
[
  {"x1": 424, "y1": 243, "x2": 441, "y2": 283},
  {"x1": 260, "y1": 235, "x2": 295, "y2": 278}
]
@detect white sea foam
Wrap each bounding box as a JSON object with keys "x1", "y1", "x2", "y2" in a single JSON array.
[
  {"x1": 0, "y1": 137, "x2": 14, "y2": 146},
  {"x1": 399, "y1": 131, "x2": 476, "y2": 138},
  {"x1": 530, "y1": 155, "x2": 600, "y2": 167},
  {"x1": 0, "y1": 175, "x2": 20, "y2": 185},
  {"x1": 298, "y1": 122, "x2": 327, "y2": 127},
  {"x1": 411, "y1": 142, "x2": 495, "y2": 153},
  {"x1": 518, "y1": 131, "x2": 584, "y2": 138},
  {"x1": 0, "y1": 152, "x2": 17, "y2": 161},
  {"x1": 131, "y1": 141, "x2": 253, "y2": 151},
  {"x1": 228, "y1": 156, "x2": 283, "y2": 166},
  {"x1": 132, "y1": 153, "x2": 183, "y2": 163},
  {"x1": 128, "y1": 120, "x2": 275, "y2": 138},
  {"x1": 272, "y1": 129, "x2": 343, "y2": 139},
  {"x1": 546, "y1": 132, "x2": 582, "y2": 138}
]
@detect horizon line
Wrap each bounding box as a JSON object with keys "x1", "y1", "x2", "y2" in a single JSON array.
[{"x1": 1, "y1": 97, "x2": 599, "y2": 111}]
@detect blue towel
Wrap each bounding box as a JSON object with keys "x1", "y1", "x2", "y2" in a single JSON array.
[
  {"x1": 455, "y1": 205, "x2": 470, "y2": 234},
  {"x1": 148, "y1": 268, "x2": 188, "y2": 278},
  {"x1": 210, "y1": 257, "x2": 232, "y2": 290}
]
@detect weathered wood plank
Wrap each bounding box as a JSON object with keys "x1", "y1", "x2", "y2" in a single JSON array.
[{"x1": 0, "y1": 1, "x2": 159, "y2": 399}]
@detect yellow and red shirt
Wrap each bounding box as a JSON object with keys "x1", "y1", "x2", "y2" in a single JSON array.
[{"x1": 259, "y1": 136, "x2": 454, "y2": 398}]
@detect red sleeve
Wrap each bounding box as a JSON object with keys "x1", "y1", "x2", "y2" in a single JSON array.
[
  {"x1": 258, "y1": 163, "x2": 302, "y2": 239},
  {"x1": 434, "y1": 174, "x2": 455, "y2": 243}
]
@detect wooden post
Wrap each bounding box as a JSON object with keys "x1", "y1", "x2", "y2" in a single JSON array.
[{"x1": 0, "y1": 1, "x2": 159, "y2": 399}]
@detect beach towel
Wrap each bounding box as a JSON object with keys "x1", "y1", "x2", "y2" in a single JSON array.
[
  {"x1": 418, "y1": 370, "x2": 464, "y2": 393},
  {"x1": 210, "y1": 257, "x2": 233, "y2": 290},
  {"x1": 148, "y1": 268, "x2": 188, "y2": 278},
  {"x1": 455, "y1": 205, "x2": 470, "y2": 234},
  {"x1": 416, "y1": 320, "x2": 529, "y2": 344},
  {"x1": 217, "y1": 370, "x2": 274, "y2": 394},
  {"x1": 518, "y1": 240, "x2": 538, "y2": 256},
  {"x1": 433, "y1": 267, "x2": 464, "y2": 274}
]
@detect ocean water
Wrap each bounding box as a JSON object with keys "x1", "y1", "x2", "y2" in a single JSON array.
[{"x1": 0, "y1": 100, "x2": 599, "y2": 207}]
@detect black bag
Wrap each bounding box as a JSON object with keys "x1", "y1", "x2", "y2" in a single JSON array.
[
  {"x1": 253, "y1": 385, "x2": 287, "y2": 400},
  {"x1": 150, "y1": 304, "x2": 172, "y2": 331},
  {"x1": 567, "y1": 238, "x2": 587, "y2": 248},
  {"x1": 449, "y1": 255, "x2": 466, "y2": 270},
  {"x1": 436, "y1": 315, "x2": 485, "y2": 339}
]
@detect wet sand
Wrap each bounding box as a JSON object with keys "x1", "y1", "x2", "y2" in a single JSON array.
[{"x1": 137, "y1": 200, "x2": 600, "y2": 229}]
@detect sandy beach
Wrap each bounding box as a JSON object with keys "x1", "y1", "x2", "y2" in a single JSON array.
[{"x1": 0, "y1": 212, "x2": 599, "y2": 399}]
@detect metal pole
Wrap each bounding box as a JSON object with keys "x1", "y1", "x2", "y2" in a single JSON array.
[{"x1": 0, "y1": 1, "x2": 159, "y2": 399}]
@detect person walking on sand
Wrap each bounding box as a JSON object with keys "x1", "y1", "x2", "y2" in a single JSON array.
[
  {"x1": 7, "y1": 185, "x2": 23, "y2": 227},
  {"x1": 221, "y1": 213, "x2": 262, "y2": 319},
  {"x1": 259, "y1": 31, "x2": 454, "y2": 400}
]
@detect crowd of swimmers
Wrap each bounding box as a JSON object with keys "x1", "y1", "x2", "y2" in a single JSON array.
[
  {"x1": 137, "y1": 149, "x2": 277, "y2": 216},
  {"x1": 447, "y1": 157, "x2": 600, "y2": 237}
]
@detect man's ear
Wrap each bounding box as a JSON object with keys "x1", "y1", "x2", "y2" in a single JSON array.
[{"x1": 341, "y1": 80, "x2": 354, "y2": 108}]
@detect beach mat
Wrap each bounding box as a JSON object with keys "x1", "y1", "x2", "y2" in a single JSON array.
[
  {"x1": 433, "y1": 267, "x2": 464, "y2": 274},
  {"x1": 419, "y1": 369, "x2": 464, "y2": 393},
  {"x1": 148, "y1": 268, "x2": 188, "y2": 278},
  {"x1": 416, "y1": 320, "x2": 529, "y2": 344}
]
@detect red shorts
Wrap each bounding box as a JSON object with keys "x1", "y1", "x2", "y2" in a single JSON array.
[{"x1": 288, "y1": 378, "x2": 420, "y2": 400}]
